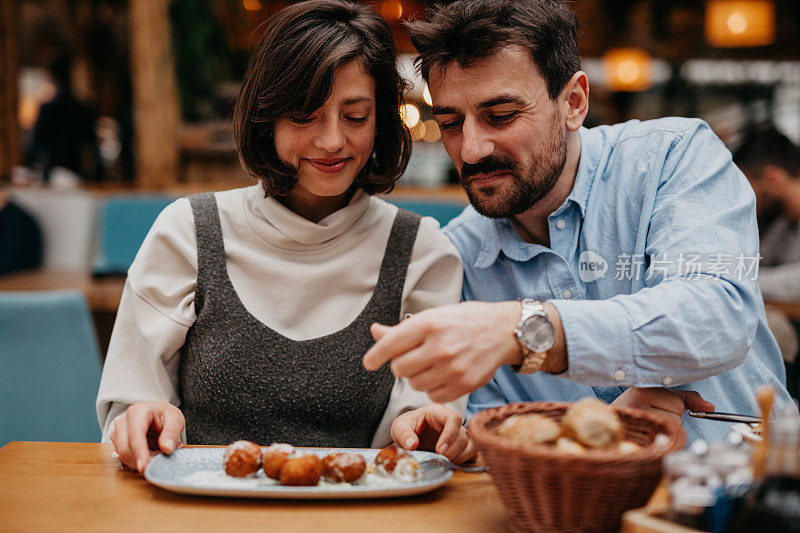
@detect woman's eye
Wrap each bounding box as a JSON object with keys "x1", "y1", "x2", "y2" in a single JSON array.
[
  {"x1": 290, "y1": 116, "x2": 314, "y2": 125},
  {"x1": 489, "y1": 112, "x2": 518, "y2": 125},
  {"x1": 346, "y1": 115, "x2": 369, "y2": 123}
]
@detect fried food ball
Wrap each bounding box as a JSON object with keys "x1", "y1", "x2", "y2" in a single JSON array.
[
  {"x1": 279, "y1": 453, "x2": 324, "y2": 486},
  {"x1": 322, "y1": 452, "x2": 367, "y2": 483},
  {"x1": 223, "y1": 440, "x2": 262, "y2": 478},
  {"x1": 375, "y1": 444, "x2": 412, "y2": 473},
  {"x1": 562, "y1": 398, "x2": 623, "y2": 449},
  {"x1": 495, "y1": 413, "x2": 561, "y2": 445},
  {"x1": 262, "y1": 443, "x2": 294, "y2": 480},
  {"x1": 555, "y1": 437, "x2": 586, "y2": 455},
  {"x1": 393, "y1": 456, "x2": 419, "y2": 480}
]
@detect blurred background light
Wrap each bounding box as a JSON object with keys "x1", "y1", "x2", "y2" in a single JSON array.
[
  {"x1": 705, "y1": 1, "x2": 776, "y2": 48},
  {"x1": 400, "y1": 102, "x2": 420, "y2": 128},
  {"x1": 242, "y1": 0, "x2": 262, "y2": 11},
  {"x1": 381, "y1": 1, "x2": 403, "y2": 21},
  {"x1": 422, "y1": 84, "x2": 432, "y2": 107},
  {"x1": 603, "y1": 48, "x2": 652, "y2": 92},
  {"x1": 409, "y1": 121, "x2": 425, "y2": 142},
  {"x1": 421, "y1": 119, "x2": 440, "y2": 143}
]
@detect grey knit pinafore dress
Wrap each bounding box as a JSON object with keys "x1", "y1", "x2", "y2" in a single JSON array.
[{"x1": 179, "y1": 192, "x2": 421, "y2": 446}]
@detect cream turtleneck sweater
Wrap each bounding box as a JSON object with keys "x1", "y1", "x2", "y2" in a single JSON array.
[{"x1": 96, "y1": 185, "x2": 465, "y2": 447}]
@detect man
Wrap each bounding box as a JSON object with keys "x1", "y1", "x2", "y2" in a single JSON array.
[
  {"x1": 733, "y1": 126, "x2": 800, "y2": 303},
  {"x1": 733, "y1": 126, "x2": 800, "y2": 394},
  {"x1": 364, "y1": 0, "x2": 793, "y2": 442}
]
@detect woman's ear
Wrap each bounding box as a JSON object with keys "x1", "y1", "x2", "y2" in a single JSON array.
[{"x1": 563, "y1": 71, "x2": 589, "y2": 132}]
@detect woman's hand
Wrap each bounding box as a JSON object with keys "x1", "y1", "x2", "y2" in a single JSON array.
[
  {"x1": 610, "y1": 387, "x2": 714, "y2": 427},
  {"x1": 391, "y1": 404, "x2": 477, "y2": 465},
  {"x1": 109, "y1": 401, "x2": 185, "y2": 473}
]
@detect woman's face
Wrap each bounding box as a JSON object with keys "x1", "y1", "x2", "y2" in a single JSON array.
[{"x1": 274, "y1": 61, "x2": 376, "y2": 206}]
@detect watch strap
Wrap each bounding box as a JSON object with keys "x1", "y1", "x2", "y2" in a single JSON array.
[{"x1": 512, "y1": 350, "x2": 548, "y2": 374}]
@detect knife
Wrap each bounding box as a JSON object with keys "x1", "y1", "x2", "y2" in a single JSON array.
[{"x1": 688, "y1": 411, "x2": 763, "y2": 424}]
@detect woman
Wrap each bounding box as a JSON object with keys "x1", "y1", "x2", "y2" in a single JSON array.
[{"x1": 97, "y1": 0, "x2": 472, "y2": 473}]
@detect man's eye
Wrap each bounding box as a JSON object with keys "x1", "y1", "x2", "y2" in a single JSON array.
[
  {"x1": 489, "y1": 112, "x2": 518, "y2": 125},
  {"x1": 439, "y1": 120, "x2": 463, "y2": 132}
]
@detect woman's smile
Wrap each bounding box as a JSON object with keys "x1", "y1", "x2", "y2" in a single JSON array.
[{"x1": 304, "y1": 157, "x2": 351, "y2": 173}]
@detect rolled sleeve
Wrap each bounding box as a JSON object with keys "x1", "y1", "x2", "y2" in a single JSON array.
[
  {"x1": 550, "y1": 275, "x2": 754, "y2": 388},
  {"x1": 550, "y1": 298, "x2": 635, "y2": 386}
]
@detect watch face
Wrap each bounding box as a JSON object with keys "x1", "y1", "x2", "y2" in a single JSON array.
[{"x1": 520, "y1": 315, "x2": 555, "y2": 352}]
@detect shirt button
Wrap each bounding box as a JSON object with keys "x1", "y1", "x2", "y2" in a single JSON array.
[
  {"x1": 662, "y1": 376, "x2": 674, "y2": 386},
  {"x1": 614, "y1": 370, "x2": 626, "y2": 381},
  {"x1": 556, "y1": 220, "x2": 566, "y2": 229},
  {"x1": 562, "y1": 289, "x2": 573, "y2": 299}
]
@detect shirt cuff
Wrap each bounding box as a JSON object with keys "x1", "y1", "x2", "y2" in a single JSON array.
[{"x1": 548, "y1": 298, "x2": 635, "y2": 386}]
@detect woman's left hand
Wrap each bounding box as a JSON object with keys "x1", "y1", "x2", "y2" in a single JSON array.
[{"x1": 391, "y1": 404, "x2": 478, "y2": 465}]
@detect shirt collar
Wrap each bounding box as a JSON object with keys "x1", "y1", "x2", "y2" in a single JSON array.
[
  {"x1": 474, "y1": 217, "x2": 506, "y2": 268},
  {"x1": 474, "y1": 216, "x2": 552, "y2": 268},
  {"x1": 558, "y1": 126, "x2": 600, "y2": 219},
  {"x1": 474, "y1": 126, "x2": 601, "y2": 269}
]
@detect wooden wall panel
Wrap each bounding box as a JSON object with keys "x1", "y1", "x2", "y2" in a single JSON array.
[
  {"x1": 128, "y1": 0, "x2": 180, "y2": 188},
  {"x1": 0, "y1": 0, "x2": 20, "y2": 181}
]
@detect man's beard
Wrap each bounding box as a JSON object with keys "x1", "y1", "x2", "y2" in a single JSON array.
[{"x1": 458, "y1": 126, "x2": 567, "y2": 218}]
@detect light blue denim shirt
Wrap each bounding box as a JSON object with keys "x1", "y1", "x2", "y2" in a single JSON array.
[{"x1": 445, "y1": 117, "x2": 795, "y2": 443}]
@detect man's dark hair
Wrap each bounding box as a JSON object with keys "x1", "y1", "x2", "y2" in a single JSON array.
[
  {"x1": 233, "y1": 0, "x2": 411, "y2": 197},
  {"x1": 733, "y1": 126, "x2": 800, "y2": 178},
  {"x1": 406, "y1": 0, "x2": 580, "y2": 100}
]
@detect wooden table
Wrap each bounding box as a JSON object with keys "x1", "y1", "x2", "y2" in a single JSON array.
[
  {"x1": 0, "y1": 269, "x2": 125, "y2": 313},
  {"x1": 0, "y1": 442, "x2": 510, "y2": 533}
]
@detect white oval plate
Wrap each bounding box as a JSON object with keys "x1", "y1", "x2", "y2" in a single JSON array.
[{"x1": 144, "y1": 447, "x2": 452, "y2": 499}]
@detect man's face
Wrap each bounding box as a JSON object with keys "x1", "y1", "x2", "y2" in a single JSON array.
[
  {"x1": 428, "y1": 46, "x2": 567, "y2": 218},
  {"x1": 743, "y1": 167, "x2": 782, "y2": 222}
]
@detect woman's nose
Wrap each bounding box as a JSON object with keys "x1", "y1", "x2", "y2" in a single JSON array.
[{"x1": 314, "y1": 119, "x2": 346, "y2": 152}]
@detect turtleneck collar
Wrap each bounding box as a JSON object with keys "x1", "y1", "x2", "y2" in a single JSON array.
[{"x1": 242, "y1": 185, "x2": 372, "y2": 250}]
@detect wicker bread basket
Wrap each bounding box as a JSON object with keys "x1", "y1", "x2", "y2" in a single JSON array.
[{"x1": 468, "y1": 401, "x2": 686, "y2": 533}]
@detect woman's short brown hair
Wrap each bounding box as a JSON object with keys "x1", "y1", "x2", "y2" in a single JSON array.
[{"x1": 233, "y1": 0, "x2": 411, "y2": 197}]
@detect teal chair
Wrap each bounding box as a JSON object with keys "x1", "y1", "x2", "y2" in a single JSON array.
[
  {"x1": 93, "y1": 195, "x2": 175, "y2": 275},
  {"x1": 0, "y1": 291, "x2": 102, "y2": 446},
  {"x1": 386, "y1": 199, "x2": 466, "y2": 227}
]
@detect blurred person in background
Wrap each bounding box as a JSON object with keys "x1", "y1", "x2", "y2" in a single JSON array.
[
  {"x1": 26, "y1": 53, "x2": 102, "y2": 183},
  {"x1": 733, "y1": 126, "x2": 800, "y2": 304},
  {"x1": 733, "y1": 126, "x2": 800, "y2": 395},
  {"x1": 0, "y1": 187, "x2": 42, "y2": 276}
]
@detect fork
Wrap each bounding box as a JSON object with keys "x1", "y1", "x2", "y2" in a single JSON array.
[{"x1": 419, "y1": 458, "x2": 488, "y2": 475}]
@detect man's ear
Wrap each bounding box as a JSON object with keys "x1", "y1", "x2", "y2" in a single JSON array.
[
  {"x1": 762, "y1": 165, "x2": 791, "y2": 194},
  {"x1": 563, "y1": 71, "x2": 589, "y2": 132}
]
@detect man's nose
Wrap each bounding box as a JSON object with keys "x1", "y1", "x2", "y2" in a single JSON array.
[
  {"x1": 314, "y1": 119, "x2": 346, "y2": 152},
  {"x1": 460, "y1": 120, "x2": 493, "y2": 165}
]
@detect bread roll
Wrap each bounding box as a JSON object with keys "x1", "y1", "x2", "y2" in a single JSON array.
[
  {"x1": 562, "y1": 398, "x2": 622, "y2": 449},
  {"x1": 495, "y1": 413, "x2": 561, "y2": 444}
]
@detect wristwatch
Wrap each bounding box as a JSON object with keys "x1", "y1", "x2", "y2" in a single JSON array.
[{"x1": 512, "y1": 299, "x2": 555, "y2": 374}]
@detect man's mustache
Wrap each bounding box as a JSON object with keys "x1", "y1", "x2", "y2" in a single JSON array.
[{"x1": 460, "y1": 156, "x2": 517, "y2": 181}]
